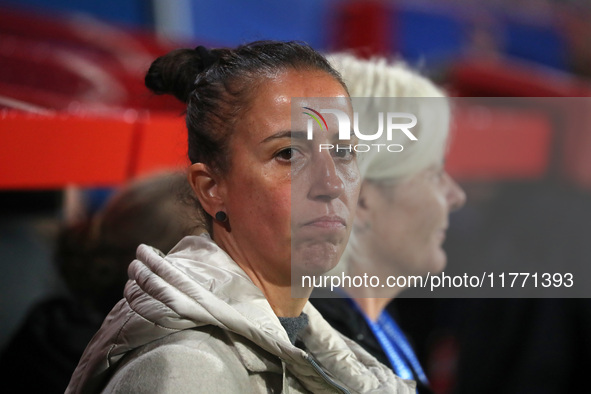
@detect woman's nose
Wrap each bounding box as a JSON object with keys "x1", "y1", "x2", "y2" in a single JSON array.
[
  {"x1": 308, "y1": 152, "x2": 345, "y2": 201},
  {"x1": 445, "y1": 172, "x2": 466, "y2": 212}
]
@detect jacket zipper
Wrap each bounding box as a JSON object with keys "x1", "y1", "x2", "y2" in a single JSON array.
[{"x1": 304, "y1": 354, "x2": 351, "y2": 394}]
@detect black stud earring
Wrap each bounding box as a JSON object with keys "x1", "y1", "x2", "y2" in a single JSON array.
[{"x1": 215, "y1": 211, "x2": 227, "y2": 222}]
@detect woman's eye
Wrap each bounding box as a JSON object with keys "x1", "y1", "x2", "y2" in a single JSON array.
[
  {"x1": 333, "y1": 146, "x2": 356, "y2": 161},
  {"x1": 433, "y1": 168, "x2": 445, "y2": 181},
  {"x1": 275, "y1": 147, "x2": 298, "y2": 162}
]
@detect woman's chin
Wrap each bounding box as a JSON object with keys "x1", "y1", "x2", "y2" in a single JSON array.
[
  {"x1": 426, "y1": 248, "x2": 448, "y2": 276},
  {"x1": 407, "y1": 247, "x2": 448, "y2": 278},
  {"x1": 291, "y1": 243, "x2": 343, "y2": 276}
]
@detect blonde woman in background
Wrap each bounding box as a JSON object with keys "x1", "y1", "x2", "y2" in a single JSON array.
[{"x1": 311, "y1": 53, "x2": 466, "y2": 394}]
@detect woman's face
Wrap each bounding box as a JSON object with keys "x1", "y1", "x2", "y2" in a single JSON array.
[
  {"x1": 361, "y1": 163, "x2": 465, "y2": 278},
  {"x1": 217, "y1": 69, "x2": 360, "y2": 286}
]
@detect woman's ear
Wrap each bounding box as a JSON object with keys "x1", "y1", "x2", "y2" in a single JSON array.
[{"x1": 187, "y1": 163, "x2": 225, "y2": 218}]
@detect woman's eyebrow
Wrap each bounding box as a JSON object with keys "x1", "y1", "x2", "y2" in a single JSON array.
[
  {"x1": 330, "y1": 130, "x2": 358, "y2": 144},
  {"x1": 262, "y1": 130, "x2": 308, "y2": 143}
]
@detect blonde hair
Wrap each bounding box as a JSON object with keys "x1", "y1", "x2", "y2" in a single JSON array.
[
  {"x1": 326, "y1": 53, "x2": 451, "y2": 277},
  {"x1": 327, "y1": 53, "x2": 450, "y2": 183}
]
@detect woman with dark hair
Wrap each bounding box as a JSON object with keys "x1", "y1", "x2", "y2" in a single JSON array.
[{"x1": 66, "y1": 41, "x2": 414, "y2": 393}]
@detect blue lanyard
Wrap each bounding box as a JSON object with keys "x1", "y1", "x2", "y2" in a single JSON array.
[
  {"x1": 350, "y1": 299, "x2": 429, "y2": 386},
  {"x1": 376, "y1": 311, "x2": 429, "y2": 385}
]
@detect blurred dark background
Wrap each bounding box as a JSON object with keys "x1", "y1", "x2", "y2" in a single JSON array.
[{"x1": 2, "y1": 1, "x2": 591, "y2": 393}]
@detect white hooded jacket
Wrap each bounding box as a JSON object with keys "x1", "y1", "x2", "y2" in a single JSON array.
[{"x1": 66, "y1": 235, "x2": 415, "y2": 393}]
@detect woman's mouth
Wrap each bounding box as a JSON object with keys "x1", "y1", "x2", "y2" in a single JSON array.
[{"x1": 303, "y1": 215, "x2": 346, "y2": 229}]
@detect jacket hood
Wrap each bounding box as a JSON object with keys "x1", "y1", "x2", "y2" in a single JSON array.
[{"x1": 66, "y1": 235, "x2": 415, "y2": 393}]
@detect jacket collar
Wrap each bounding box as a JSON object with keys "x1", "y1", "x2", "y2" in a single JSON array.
[{"x1": 67, "y1": 235, "x2": 415, "y2": 394}]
